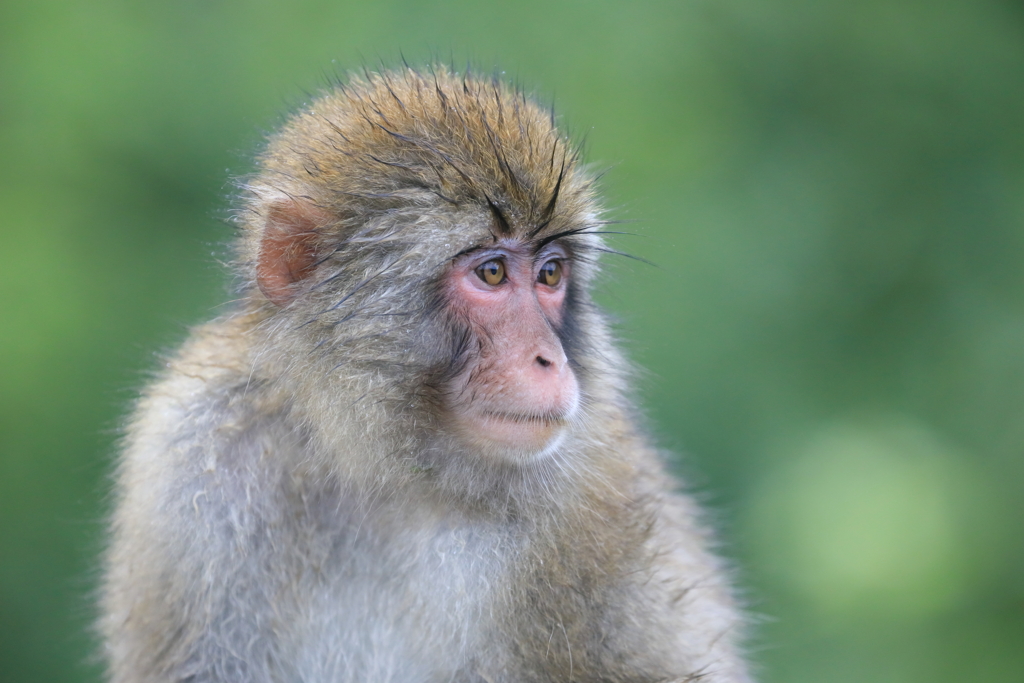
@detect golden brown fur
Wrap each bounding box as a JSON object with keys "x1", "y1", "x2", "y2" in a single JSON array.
[{"x1": 100, "y1": 67, "x2": 751, "y2": 683}]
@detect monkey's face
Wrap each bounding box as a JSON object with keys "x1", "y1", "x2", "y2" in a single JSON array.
[{"x1": 442, "y1": 239, "x2": 580, "y2": 462}]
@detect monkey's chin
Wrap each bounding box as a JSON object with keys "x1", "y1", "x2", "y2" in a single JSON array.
[{"x1": 456, "y1": 412, "x2": 571, "y2": 464}]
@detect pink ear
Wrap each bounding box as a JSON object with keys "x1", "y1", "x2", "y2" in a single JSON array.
[{"x1": 256, "y1": 199, "x2": 333, "y2": 306}]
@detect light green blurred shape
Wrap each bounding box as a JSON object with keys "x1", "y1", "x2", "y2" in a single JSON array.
[{"x1": 748, "y1": 417, "x2": 998, "y2": 619}]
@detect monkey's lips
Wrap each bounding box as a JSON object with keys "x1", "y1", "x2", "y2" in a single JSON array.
[{"x1": 460, "y1": 408, "x2": 573, "y2": 457}]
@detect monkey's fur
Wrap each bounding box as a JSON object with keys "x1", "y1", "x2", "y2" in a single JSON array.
[{"x1": 100, "y1": 67, "x2": 751, "y2": 683}]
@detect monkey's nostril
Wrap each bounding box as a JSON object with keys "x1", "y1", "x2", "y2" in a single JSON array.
[{"x1": 535, "y1": 355, "x2": 552, "y2": 368}]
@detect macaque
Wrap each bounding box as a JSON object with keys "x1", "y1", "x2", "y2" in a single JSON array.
[{"x1": 99, "y1": 66, "x2": 751, "y2": 683}]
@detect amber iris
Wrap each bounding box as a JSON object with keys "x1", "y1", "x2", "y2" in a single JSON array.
[
  {"x1": 538, "y1": 260, "x2": 562, "y2": 286},
  {"x1": 477, "y1": 260, "x2": 505, "y2": 285}
]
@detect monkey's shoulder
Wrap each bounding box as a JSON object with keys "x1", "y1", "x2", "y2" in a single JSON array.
[
  {"x1": 133, "y1": 314, "x2": 287, "y2": 432},
  {"x1": 116, "y1": 320, "x2": 302, "y2": 521}
]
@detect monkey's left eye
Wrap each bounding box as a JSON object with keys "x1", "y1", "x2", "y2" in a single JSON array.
[
  {"x1": 476, "y1": 260, "x2": 506, "y2": 286},
  {"x1": 537, "y1": 260, "x2": 562, "y2": 287}
]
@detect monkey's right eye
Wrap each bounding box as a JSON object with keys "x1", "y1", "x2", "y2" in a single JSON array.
[{"x1": 476, "y1": 260, "x2": 506, "y2": 286}]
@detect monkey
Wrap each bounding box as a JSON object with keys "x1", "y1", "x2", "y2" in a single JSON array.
[{"x1": 99, "y1": 66, "x2": 752, "y2": 683}]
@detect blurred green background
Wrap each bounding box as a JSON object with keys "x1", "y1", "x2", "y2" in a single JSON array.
[{"x1": 2, "y1": 0, "x2": 1023, "y2": 681}]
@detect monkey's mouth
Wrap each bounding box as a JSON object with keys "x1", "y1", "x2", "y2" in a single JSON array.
[
  {"x1": 456, "y1": 408, "x2": 574, "y2": 458},
  {"x1": 480, "y1": 410, "x2": 569, "y2": 426}
]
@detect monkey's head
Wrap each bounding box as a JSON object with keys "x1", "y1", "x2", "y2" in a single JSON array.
[{"x1": 236, "y1": 67, "x2": 614, "y2": 468}]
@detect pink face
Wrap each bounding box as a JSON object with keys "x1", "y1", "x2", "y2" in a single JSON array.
[
  {"x1": 253, "y1": 198, "x2": 582, "y2": 461},
  {"x1": 444, "y1": 240, "x2": 581, "y2": 461}
]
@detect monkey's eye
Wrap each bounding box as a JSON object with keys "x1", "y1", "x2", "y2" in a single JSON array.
[
  {"x1": 537, "y1": 260, "x2": 562, "y2": 287},
  {"x1": 476, "y1": 260, "x2": 506, "y2": 286}
]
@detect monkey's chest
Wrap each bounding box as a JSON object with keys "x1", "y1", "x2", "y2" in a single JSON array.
[{"x1": 281, "y1": 515, "x2": 508, "y2": 682}]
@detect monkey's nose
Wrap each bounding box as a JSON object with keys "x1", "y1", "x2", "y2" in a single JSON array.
[{"x1": 531, "y1": 346, "x2": 567, "y2": 374}]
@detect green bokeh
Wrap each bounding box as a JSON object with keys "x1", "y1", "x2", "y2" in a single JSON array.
[{"x1": 2, "y1": 1, "x2": 1022, "y2": 681}]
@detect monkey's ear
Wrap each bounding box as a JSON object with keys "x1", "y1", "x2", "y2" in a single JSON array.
[{"x1": 256, "y1": 199, "x2": 334, "y2": 307}]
